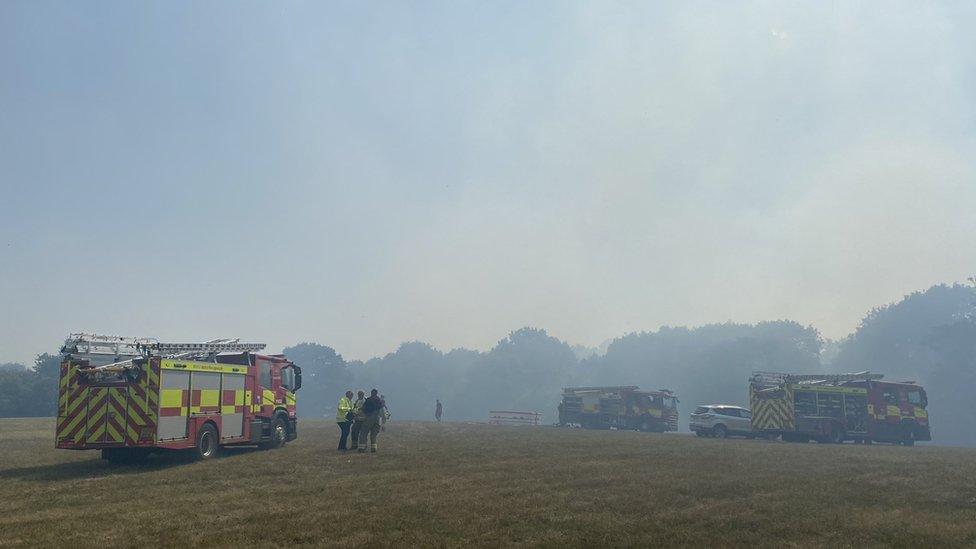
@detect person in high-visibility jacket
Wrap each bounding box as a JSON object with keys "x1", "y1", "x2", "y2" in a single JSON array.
[{"x1": 336, "y1": 391, "x2": 354, "y2": 451}]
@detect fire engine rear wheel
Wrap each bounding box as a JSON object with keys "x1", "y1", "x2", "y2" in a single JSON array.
[
  {"x1": 712, "y1": 425, "x2": 728, "y2": 439},
  {"x1": 828, "y1": 426, "x2": 845, "y2": 444},
  {"x1": 901, "y1": 426, "x2": 916, "y2": 447},
  {"x1": 194, "y1": 424, "x2": 219, "y2": 460}
]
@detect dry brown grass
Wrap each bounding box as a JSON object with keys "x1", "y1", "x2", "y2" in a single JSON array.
[{"x1": 2, "y1": 418, "x2": 976, "y2": 547}]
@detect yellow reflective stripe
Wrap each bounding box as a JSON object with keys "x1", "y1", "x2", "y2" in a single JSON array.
[
  {"x1": 263, "y1": 389, "x2": 276, "y2": 405},
  {"x1": 87, "y1": 424, "x2": 106, "y2": 442},
  {"x1": 66, "y1": 389, "x2": 88, "y2": 415},
  {"x1": 160, "y1": 389, "x2": 184, "y2": 408},
  {"x1": 220, "y1": 405, "x2": 236, "y2": 414},
  {"x1": 105, "y1": 421, "x2": 124, "y2": 442},
  {"x1": 111, "y1": 389, "x2": 127, "y2": 410},
  {"x1": 60, "y1": 411, "x2": 86, "y2": 441},
  {"x1": 58, "y1": 366, "x2": 70, "y2": 415},
  {"x1": 886, "y1": 405, "x2": 900, "y2": 417},
  {"x1": 200, "y1": 390, "x2": 219, "y2": 407}
]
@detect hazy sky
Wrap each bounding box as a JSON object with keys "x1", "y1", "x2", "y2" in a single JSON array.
[{"x1": 2, "y1": 2, "x2": 975, "y2": 365}]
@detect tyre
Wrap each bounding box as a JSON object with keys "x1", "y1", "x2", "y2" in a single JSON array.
[
  {"x1": 194, "y1": 423, "x2": 219, "y2": 460},
  {"x1": 901, "y1": 426, "x2": 916, "y2": 447},
  {"x1": 695, "y1": 431, "x2": 705, "y2": 437},
  {"x1": 261, "y1": 416, "x2": 288, "y2": 450},
  {"x1": 829, "y1": 426, "x2": 845, "y2": 444},
  {"x1": 712, "y1": 425, "x2": 728, "y2": 439}
]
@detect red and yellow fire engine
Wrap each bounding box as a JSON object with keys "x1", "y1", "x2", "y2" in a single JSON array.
[
  {"x1": 750, "y1": 371, "x2": 931, "y2": 445},
  {"x1": 558, "y1": 386, "x2": 679, "y2": 432},
  {"x1": 56, "y1": 334, "x2": 301, "y2": 461}
]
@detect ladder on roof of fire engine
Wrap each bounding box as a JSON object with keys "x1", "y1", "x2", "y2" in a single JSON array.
[
  {"x1": 62, "y1": 333, "x2": 266, "y2": 370},
  {"x1": 751, "y1": 370, "x2": 884, "y2": 388}
]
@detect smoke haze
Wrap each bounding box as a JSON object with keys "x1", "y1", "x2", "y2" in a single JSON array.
[{"x1": 2, "y1": 2, "x2": 975, "y2": 366}]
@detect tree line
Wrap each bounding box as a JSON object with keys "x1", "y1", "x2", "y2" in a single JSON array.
[{"x1": 3, "y1": 283, "x2": 974, "y2": 445}]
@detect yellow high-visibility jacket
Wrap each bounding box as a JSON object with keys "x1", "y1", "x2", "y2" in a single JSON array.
[{"x1": 336, "y1": 396, "x2": 354, "y2": 422}]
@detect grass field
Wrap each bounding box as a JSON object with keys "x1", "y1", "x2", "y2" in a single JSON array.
[{"x1": 2, "y1": 418, "x2": 976, "y2": 547}]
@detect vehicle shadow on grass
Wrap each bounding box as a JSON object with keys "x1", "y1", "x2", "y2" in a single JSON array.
[{"x1": 0, "y1": 447, "x2": 262, "y2": 482}]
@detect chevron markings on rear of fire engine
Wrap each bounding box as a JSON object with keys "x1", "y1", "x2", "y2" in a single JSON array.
[
  {"x1": 57, "y1": 365, "x2": 90, "y2": 443},
  {"x1": 753, "y1": 398, "x2": 793, "y2": 430},
  {"x1": 58, "y1": 363, "x2": 69, "y2": 416},
  {"x1": 85, "y1": 387, "x2": 110, "y2": 443},
  {"x1": 126, "y1": 367, "x2": 157, "y2": 444},
  {"x1": 104, "y1": 388, "x2": 127, "y2": 443}
]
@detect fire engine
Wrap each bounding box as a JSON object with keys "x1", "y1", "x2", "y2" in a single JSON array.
[
  {"x1": 56, "y1": 334, "x2": 302, "y2": 462},
  {"x1": 558, "y1": 386, "x2": 678, "y2": 432},
  {"x1": 749, "y1": 371, "x2": 931, "y2": 445}
]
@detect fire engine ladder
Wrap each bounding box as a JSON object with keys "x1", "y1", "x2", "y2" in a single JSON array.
[
  {"x1": 751, "y1": 370, "x2": 884, "y2": 388},
  {"x1": 63, "y1": 333, "x2": 266, "y2": 372}
]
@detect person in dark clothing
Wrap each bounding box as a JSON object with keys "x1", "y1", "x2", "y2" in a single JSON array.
[
  {"x1": 435, "y1": 399, "x2": 443, "y2": 422},
  {"x1": 349, "y1": 390, "x2": 366, "y2": 450},
  {"x1": 358, "y1": 389, "x2": 384, "y2": 453}
]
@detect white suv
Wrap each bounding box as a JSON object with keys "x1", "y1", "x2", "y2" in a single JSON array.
[{"x1": 689, "y1": 405, "x2": 753, "y2": 438}]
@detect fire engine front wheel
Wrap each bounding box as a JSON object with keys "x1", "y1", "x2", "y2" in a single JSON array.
[
  {"x1": 261, "y1": 416, "x2": 288, "y2": 450},
  {"x1": 194, "y1": 424, "x2": 219, "y2": 460}
]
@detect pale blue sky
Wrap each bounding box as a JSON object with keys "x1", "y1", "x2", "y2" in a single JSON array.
[{"x1": 2, "y1": 2, "x2": 975, "y2": 365}]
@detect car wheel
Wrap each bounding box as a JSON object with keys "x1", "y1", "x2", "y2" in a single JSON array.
[
  {"x1": 695, "y1": 431, "x2": 705, "y2": 437},
  {"x1": 713, "y1": 425, "x2": 728, "y2": 439}
]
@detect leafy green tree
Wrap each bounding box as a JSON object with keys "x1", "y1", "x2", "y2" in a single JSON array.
[
  {"x1": 281, "y1": 343, "x2": 350, "y2": 419},
  {"x1": 833, "y1": 284, "x2": 976, "y2": 445}
]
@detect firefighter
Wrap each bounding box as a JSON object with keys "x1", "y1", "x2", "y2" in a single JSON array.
[
  {"x1": 349, "y1": 390, "x2": 365, "y2": 450},
  {"x1": 358, "y1": 388, "x2": 384, "y2": 453},
  {"x1": 336, "y1": 390, "x2": 354, "y2": 451},
  {"x1": 435, "y1": 399, "x2": 443, "y2": 422},
  {"x1": 380, "y1": 394, "x2": 391, "y2": 431}
]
